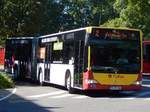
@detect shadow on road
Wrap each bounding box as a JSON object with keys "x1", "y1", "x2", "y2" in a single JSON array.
[
  {"x1": 79, "y1": 85, "x2": 150, "y2": 98},
  {"x1": 72, "y1": 76, "x2": 150, "y2": 98},
  {"x1": 15, "y1": 79, "x2": 150, "y2": 99},
  {"x1": 82, "y1": 90, "x2": 138, "y2": 98},
  {"x1": 0, "y1": 89, "x2": 61, "y2": 112},
  {"x1": 2, "y1": 75, "x2": 150, "y2": 105}
]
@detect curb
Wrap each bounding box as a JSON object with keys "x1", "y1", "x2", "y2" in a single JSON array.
[{"x1": 0, "y1": 88, "x2": 17, "y2": 102}]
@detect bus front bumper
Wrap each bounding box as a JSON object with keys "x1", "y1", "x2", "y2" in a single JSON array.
[{"x1": 83, "y1": 84, "x2": 142, "y2": 91}]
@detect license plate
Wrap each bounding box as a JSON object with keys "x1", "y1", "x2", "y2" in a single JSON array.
[{"x1": 110, "y1": 86, "x2": 122, "y2": 90}]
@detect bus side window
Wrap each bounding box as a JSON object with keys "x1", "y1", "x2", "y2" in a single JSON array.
[
  {"x1": 144, "y1": 45, "x2": 150, "y2": 61},
  {"x1": 38, "y1": 47, "x2": 45, "y2": 62},
  {"x1": 64, "y1": 41, "x2": 74, "y2": 64},
  {"x1": 52, "y1": 42, "x2": 64, "y2": 63}
]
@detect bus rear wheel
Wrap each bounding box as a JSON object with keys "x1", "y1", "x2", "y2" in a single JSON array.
[
  {"x1": 65, "y1": 72, "x2": 75, "y2": 94},
  {"x1": 14, "y1": 67, "x2": 19, "y2": 79},
  {"x1": 38, "y1": 69, "x2": 44, "y2": 86}
]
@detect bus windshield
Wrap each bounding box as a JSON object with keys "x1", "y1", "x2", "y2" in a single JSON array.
[
  {"x1": 91, "y1": 41, "x2": 140, "y2": 73},
  {"x1": 89, "y1": 40, "x2": 140, "y2": 74}
]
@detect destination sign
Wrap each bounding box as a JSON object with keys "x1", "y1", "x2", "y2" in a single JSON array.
[
  {"x1": 91, "y1": 28, "x2": 139, "y2": 40},
  {"x1": 41, "y1": 36, "x2": 57, "y2": 43}
]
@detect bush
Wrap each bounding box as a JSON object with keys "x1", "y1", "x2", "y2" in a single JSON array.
[{"x1": 0, "y1": 72, "x2": 14, "y2": 89}]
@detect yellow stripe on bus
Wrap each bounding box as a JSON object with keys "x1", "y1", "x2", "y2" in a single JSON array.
[
  {"x1": 88, "y1": 46, "x2": 91, "y2": 69},
  {"x1": 93, "y1": 73, "x2": 138, "y2": 85},
  {"x1": 140, "y1": 30, "x2": 143, "y2": 72}
]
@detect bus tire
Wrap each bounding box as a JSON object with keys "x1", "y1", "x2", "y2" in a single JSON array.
[
  {"x1": 14, "y1": 66, "x2": 19, "y2": 80},
  {"x1": 38, "y1": 69, "x2": 44, "y2": 86},
  {"x1": 65, "y1": 71, "x2": 75, "y2": 94}
]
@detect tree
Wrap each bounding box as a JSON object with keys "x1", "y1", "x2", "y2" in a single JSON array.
[
  {"x1": 103, "y1": 0, "x2": 150, "y2": 39},
  {"x1": 0, "y1": 0, "x2": 64, "y2": 46},
  {"x1": 59, "y1": 0, "x2": 116, "y2": 30}
]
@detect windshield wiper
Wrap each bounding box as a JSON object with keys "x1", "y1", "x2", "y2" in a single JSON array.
[{"x1": 92, "y1": 66, "x2": 119, "y2": 73}]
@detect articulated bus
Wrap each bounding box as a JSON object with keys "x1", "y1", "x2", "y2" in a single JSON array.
[
  {"x1": 5, "y1": 27, "x2": 142, "y2": 93},
  {"x1": 5, "y1": 37, "x2": 38, "y2": 79},
  {"x1": 143, "y1": 41, "x2": 150, "y2": 75}
]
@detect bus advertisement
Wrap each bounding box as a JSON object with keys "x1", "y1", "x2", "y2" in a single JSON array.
[{"x1": 5, "y1": 27, "x2": 143, "y2": 93}]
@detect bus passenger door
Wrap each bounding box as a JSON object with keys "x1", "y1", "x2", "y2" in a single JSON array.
[
  {"x1": 44, "y1": 44, "x2": 52, "y2": 81},
  {"x1": 74, "y1": 40, "x2": 84, "y2": 87}
]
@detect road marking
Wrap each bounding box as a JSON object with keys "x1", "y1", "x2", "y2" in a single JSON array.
[
  {"x1": 72, "y1": 95, "x2": 88, "y2": 99},
  {"x1": 0, "y1": 88, "x2": 17, "y2": 102},
  {"x1": 119, "y1": 97, "x2": 135, "y2": 100},
  {"x1": 51, "y1": 94, "x2": 74, "y2": 99},
  {"x1": 27, "y1": 90, "x2": 67, "y2": 98},
  {"x1": 144, "y1": 98, "x2": 150, "y2": 101},
  {"x1": 27, "y1": 89, "x2": 150, "y2": 100},
  {"x1": 142, "y1": 84, "x2": 150, "y2": 88}
]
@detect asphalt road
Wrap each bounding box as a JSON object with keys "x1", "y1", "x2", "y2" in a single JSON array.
[{"x1": 1, "y1": 76, "x2": 150, "y2": 112}]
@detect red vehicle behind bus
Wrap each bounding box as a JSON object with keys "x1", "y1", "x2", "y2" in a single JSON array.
[
  {"x1": 0, "y1": 48, "x2": 5, "y2": 65},
  {"x1": 143, "y1": 41, "x2": 150, "y2": 75}
]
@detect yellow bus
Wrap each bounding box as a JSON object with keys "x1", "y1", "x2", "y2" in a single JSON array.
[
  {"x1": 5, "y1": 27, "x2": 142, "y2": 94},
  {"x1": 37, "y1": 26, "x2": 142, "y2": 93}
]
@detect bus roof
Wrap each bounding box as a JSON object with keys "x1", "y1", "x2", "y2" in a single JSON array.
[
  {"x1": 7, "y1": 37, "x2": 35, "y2": 40},
  {"x1": 39, "y1": 27, "x2": 87, "y2": 38},
  {"x1": 7, "y1": 27, "x2": 141, "y2": 40},
  {"x1": 39, "y1": 26, "x2": 141, "y2": 39}
]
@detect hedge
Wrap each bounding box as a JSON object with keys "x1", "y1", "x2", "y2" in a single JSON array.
[{"x1": 0, "y1": 72, "x2": 14, "y2": 89}]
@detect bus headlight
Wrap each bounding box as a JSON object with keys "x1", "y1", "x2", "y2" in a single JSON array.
[{"x1": 132, "y1": 81, "x2": 142, "y2": 85}]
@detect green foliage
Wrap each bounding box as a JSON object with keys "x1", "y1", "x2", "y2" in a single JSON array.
[
  {"x1": 1, "y1": 0, "x2": 150, "y2": 44},
  {"x1": 104, "y1": 0, "x2": 150, "y2": 39},
  {"x1": 60, "y1": 0, "x2": 116, "y2": 30},
  {"x1": 0, "y1": 72, "x2": 14, "y2": 89},
  {"x1": 0, "y1": 0, "x2": 64, "y2": 47},
  {"x1": 102, "y1": 18, "x2": 124, "y2": 27}
]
